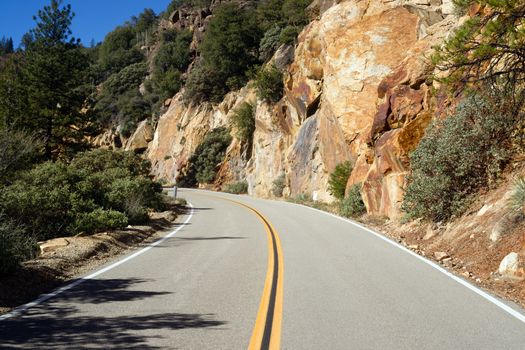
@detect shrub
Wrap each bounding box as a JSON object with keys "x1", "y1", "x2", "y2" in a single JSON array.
[
  {"x1": 282, "y1": 0, "x2": 312, "y2": 27},
  {"x1": 0, "y1": 128, "x2": 43, "y2": 184},
  {"x1": 271, "y1": 173, "x2": 286, "y2": 197},
  {"x1": 70, "y1": 147, "x2": 151, "y2": 176},
  {"x1": 94, "y1": 63, "x2": 150, "y2": 132},
  {"x1": 106, "y1": 177, "x2": 156, "y2": 223},
  {"x1": 71, "y1": 209, "x2": 128, "y2": 235},
  {"x1": 402, "y1": 94, "x2": 515, "y2": 222},
  {"x1": 102, "y1": 62, "x2": 148, "y2": 96},
  {"x1": 279, "y1": 26, "x2": 300, "y2": 45},
  {"x1": 253, "y1": 64, "x2": 284, "y2": 103},
  {"x1": 183, "y1": 3, "x2": 262, "y2": 103},
  {"x1": 97, "y1": 25, "x2": 144, "y2": 77},
  {"x1": 231, "y1": 101, "x2": 256, "y2": 142},
  {"x1": 0, "y1": 217, "x2": 37, "y2": 274},
  {"x1": 184, "y1": 63, "x2": 226, "y2": 104},
  {"x1": 178, "y1": 127, "x2": 232, "y2": 186},
  {"x1": 153, "y1": 29, "x2": 192, "y2": 73},
  {"x1": 259, "y1": 26, "x2": 282, "y2": 62},
  {"x1": 224, "y1": 180, "x2": 248, "y2": 194},
  {"x1": 509, "y1": 177, "x2": 525, "y2": 213},
  {"x1": 328, "y1": 161, "x2": 353, "y2": 200},
  {"x1": 0, "y1": 149, "x2": 161, "y2": 239},
  {"x1": 340, "y1": 183, "x2": 366, "y2": 218}
]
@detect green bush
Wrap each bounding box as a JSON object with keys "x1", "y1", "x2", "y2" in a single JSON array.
[
  {"x1": 184, "y1": 64, "x2": 226, "y2": 104},
  {"x1": 183, "y1": 3, "x2": 262, "y2": 103},
  {"x1": 253, "y1": 64, "x2": 284, "y2": 103},
  {"x1": 282, "y1": 0, "x2": 312, "y2": 27},
  {"x1": 71, "y1": 208, "x2": 128, "y2": 235},
  {"x1": 0, "y1": 128, "x2": 43, "y2": 184},
  {"x1": 154, "y1": 30, "x2": 192, "y2": 73},
  {"x1": 259, "y1": 26, "x2": 282, "y2": 62},
  {"x1": 106, "y1": 177, "x2": 157, "y2": 223},
  {"x1": 94, "y1": 63, "x2": 150, "y2": 132},
  {"x1": 272, "y1": 173, "x2": 286, "y2": 197},
  {"x1": 340, "y1": 183, "x2": 366, "y2": 218},
  {"x1": 231, "y1": 101, "x2": 256, "y2": 142},
  {"x1": 279, "y1": 26, "x2": 300, "y2": 45},
  {"x1": 509, "y1": 177, "x2": 525, "y2": 213},
  {"x1": 224, "y1": 180, "x2": 248, "y2": 194},
  {"x1": 178, "y1": 127, "x2": 232, "y2": 186},
  {"x1": 0, "y1": 149, "x2": 162, "y2": 239},
  {"x1": 402, "y1": 94, "x2": 515, "y2": 222},
  {"x1": 101, "y1": 62, "x2": 148, "y2": 96},
  {"x1": 0, "y1": 217, "x2": 37, "y2": 274},
  {"x1": 97, "y1": 25, "x2": 144, "y2": 78},
  {"x1": 328, "y1": 161, "x2": 353, "y2": 200}
]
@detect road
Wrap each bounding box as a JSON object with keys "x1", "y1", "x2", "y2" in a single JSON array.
[{"x1": 0, "y1": 189, "x2": 524, "y2": 349}]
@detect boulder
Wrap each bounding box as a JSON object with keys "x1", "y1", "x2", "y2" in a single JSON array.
[
  {"x1": 40, "y1": 238, "x2": 69, "y2": 255},
  {"x1": 274, "y1": 45, "x2": 295, "y2": 70},
  {"x1": 125, "y1": 120, "x2": 154, "y2": 153},
  {"x1": 498, "y1": 252, "x2": 525, "y2": 280},
  {"x1": 434, "y1": 251, "x2": 450, "y2": 261}
]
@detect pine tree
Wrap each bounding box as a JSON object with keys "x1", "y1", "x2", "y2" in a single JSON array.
[
  {"x1": 0, "y1": 0, "x2": 95, "y2": 159},
  {"x1": 0, "y1": 36, "x2": 14, "y2": 56}
]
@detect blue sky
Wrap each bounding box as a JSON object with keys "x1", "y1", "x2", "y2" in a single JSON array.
[{"x1": 0, "y1": 1, "x2": 172, "y2": 47}]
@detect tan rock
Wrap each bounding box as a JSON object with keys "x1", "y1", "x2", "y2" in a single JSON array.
[
  {"x1": 125, "y1": 119, "x2": 154, "y2": 153},
  {"x1": 434, "y1": 251, "x2": 450, "y2": 261},
  {"x1": 498, "y1": 252, "x2": 525, "y2": 281},
  {"x1": 40, "y1": 238, "x2": 69, "y2": 255}
]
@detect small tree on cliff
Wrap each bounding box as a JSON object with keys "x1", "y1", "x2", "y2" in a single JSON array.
[
  {"x1": 328, "y1": 161, "x2": 353, "y2": 200},
  {"x1": 0, "y1": 0, "x2": 94, "y2": 159},
  {"x1": 432, "y1": 0, "x2": 525, "y2": 107}
]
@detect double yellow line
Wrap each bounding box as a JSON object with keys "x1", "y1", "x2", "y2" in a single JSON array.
[
  {"x1": 201, "y1": 194, "x2": 284, "y2": 349},
  {"x1": 239, "y1": 202, "x2": 284, "y2": 350}
]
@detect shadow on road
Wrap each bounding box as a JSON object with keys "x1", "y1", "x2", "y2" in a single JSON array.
[
  {"x1": 173, "y1": 236, "x2": 246, "y2": 241},
  {"x1": 0, "y1": 278, "x2": 226, "y2": 349}
]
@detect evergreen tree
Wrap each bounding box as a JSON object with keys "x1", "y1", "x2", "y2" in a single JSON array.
[
  {"x1": 0, "y1": 0, "x2": 94, "y2": 159},
  {"x1": 0, "y1": 36, "x2": 14, "y2": 56}
]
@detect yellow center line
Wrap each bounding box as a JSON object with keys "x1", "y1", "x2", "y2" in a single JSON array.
[{"x1": 193, "y1": 192, "x2": 284, "y2": 350}]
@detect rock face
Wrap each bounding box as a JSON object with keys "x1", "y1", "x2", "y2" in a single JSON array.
[{"x1": 145, "y1": 0, "x2": 457, "y2": 216}]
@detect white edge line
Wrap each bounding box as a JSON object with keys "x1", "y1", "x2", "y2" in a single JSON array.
[
  {"x1": 290, "y1": 201, "x2": 525, "y2": 324},
  {"x1": 0, "y1": 203, "x2": 195, "y2": 321}
]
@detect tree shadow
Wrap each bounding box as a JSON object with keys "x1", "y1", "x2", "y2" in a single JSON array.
[
  {"x1": 173, "y1": 236, "x2": 246, "y2": 241},
  {"x1": 0, "y1": 308, "x2": 225, "y2": 349},
  {"x1": 152, "y1": 235, "x2": 246, "y2": 249},
  {"x1": 54, "y1": 278, "x2": 171, "y2": 304},
  {"x1": 190, "y1": 207, "x2": 214, "y2": 211},
  {"x1": 0, "y1": 278, "x2": 226, "y2": 349}
]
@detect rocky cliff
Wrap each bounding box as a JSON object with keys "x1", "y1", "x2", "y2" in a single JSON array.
[{"x1": 145, "y1": 0, "x2": 459, "y2": 218}]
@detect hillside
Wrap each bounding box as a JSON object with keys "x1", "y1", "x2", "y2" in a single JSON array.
[
  {"x1": 1, "y1": 0, "x2": 525, "y2": 308},
  {"x1": 91, "y1": 0, "x2": 525, "y2": 301}
]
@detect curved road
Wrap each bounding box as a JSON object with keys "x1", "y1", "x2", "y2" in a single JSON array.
[{"x1": 0, "y1": 189, "x2": 524, "y2": 349}]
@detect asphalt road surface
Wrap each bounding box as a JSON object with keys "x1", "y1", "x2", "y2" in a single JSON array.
[{"x1": 1, "y1": 189, "x2": 524, "y2": 349}]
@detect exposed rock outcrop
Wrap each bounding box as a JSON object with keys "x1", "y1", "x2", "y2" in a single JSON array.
[{"x1": 145, "y1": 0, "x2": 458, "y2": 216}]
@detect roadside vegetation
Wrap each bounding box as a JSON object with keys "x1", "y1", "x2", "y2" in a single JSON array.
[
  {"x1": 402, "y1": 0, "x2": 525, "y2": 223},
  {"x1": 231, "y1": 101, "x2": 256, "y2": 143},
  {"x1": 0, "y1": 1, "x2": 169, "y2": 274},
  {"x1": 177, "y1": 127, "x2": 232, "y2": 187},
  {"x1": 272, "y1": 173, "x2": 286, "y2": 197},
  {"x1": 224, "y1": 180, "x2": 249, "y2": 194}
]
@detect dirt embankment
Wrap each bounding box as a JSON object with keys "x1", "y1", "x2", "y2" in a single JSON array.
[
  {"x1": 362, "y1": 166, "x2": 525, "y2": 309},
  {"x1": 0, "y1": 204, "x2": 187, "y2": 315}
]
